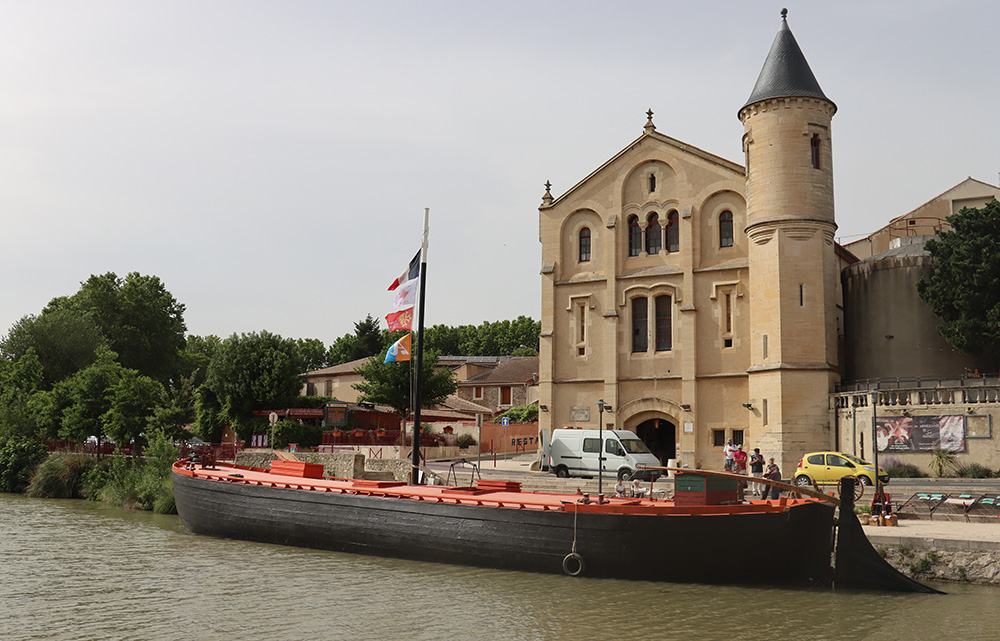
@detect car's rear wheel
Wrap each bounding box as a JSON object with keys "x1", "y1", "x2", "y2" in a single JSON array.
[
  {"x1": 794, "y1": 474, "x2": 812, "y2": 487},
  {"x1": 555, "y1": 466, "x2": 569, "y2": 478}
]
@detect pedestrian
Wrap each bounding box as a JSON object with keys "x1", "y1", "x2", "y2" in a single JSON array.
[
  {"x1": 749, "y1": 447, "x2": 765, "y2": 496},
  {"x1": 723, "y1": 437, "x2": 736, "y2": 471},
  {"x1": 613, "y1": 477, "x2": 627, "y2": 498},
  {"x1": 765, "y1": 459, "x2": 782, "y2": 500},
  {"x1": 732, "y1": 444, "x2": 748, "y2": 501}
]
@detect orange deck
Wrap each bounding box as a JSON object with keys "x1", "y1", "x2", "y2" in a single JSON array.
[{"x1": 173, "y1": 461, "x2": 817, "y2": 517}]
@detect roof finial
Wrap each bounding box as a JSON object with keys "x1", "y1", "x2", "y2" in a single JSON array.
[
  {"x1": 781, "y1": 8, "x2": 787, "y2": 21},
  {"x1": 644, "y1": 108, "x2": 656, "y2": 134},
  {"x1": 542, "y1": 180, "x2": 553, "y2": 206}
]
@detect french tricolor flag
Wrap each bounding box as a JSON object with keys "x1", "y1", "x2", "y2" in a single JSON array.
[{"x1": 387, "y1": 251, "x2": 421, "y2": 291}]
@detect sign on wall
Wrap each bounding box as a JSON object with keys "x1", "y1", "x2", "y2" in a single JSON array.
[{"x1": 876, "y1": 415, "x2": 966, "y2": 453}]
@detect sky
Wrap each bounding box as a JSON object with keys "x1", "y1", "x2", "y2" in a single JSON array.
[{"x1": 3, "y1": 1, "x2": 998, "y2": 347}]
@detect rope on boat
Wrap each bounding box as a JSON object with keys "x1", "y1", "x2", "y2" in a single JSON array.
[{"x1": 562, "y1": 503, "x2": 585, "y2": 576}]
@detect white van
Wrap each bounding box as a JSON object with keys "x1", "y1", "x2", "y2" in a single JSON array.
[{"x1": 546, "y1": 429, "x2": 661, "y2": 481}]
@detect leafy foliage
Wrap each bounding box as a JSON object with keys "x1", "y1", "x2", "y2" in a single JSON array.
[
  {"x1": 270, "y1": 418, "x2": 323, "y2": 449},
  {"x1": 928, "y1": 448, "x2": 957, "y2": 478},
  {"x1": 0, "y1": 436, "x2": 48, "y2": 493},
  {"x1": 881, "y1": 458, "x2": 927, "y2": 479},
  {"x1": 497, "y1": 404, "x2": 539, "y2": 424},
  {"x1": 353, "y1": 350, "x2": 457, "y2": 419},
  {"x1": 326, "y1": 314, "x2": 385, "y2": 365},
  {"x1": 25, "y1": 452, "x2": 94, "y2": 499},
  {"x1": 204, "y1": 331, "x2": 304, "y2": 438},
  {"x1": 954, "y1": 462, "x2": 995, "y2": 478},
  {"x1": 0, "y1": 308, "x2": 105, "y2": 388},
  {"x1": 917, "y1": 199, "x2": 1000, "y2": 358},
  {"x1": 456, "y1": 433, "x2": 477, "y2": 448},
  {"x1": 45, "y1": 272, "x2": 187, "y2": 383}
]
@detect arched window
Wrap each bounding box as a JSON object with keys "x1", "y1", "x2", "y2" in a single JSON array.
[
  {"x1": 631, "y1": 297, "x2": 648, "y2": 353},
  {"x1": 719, "y1": 211, "x2": 734, "y2": 248},
  {"x1": 655, "y1": 295, "x2": 672, "y2": 351},
  {"x1": 578, "y1": 227, "x2": 591, "y2": 262},
  {"x1": 666, "y1": 210, "x2": 679, "y2": 253},
  {"x1": 628, "y1": 215, "x2": 642, "y2": 257},
  {"x1": 645, "y1": 213, "x2": 661, "y2": 255}
]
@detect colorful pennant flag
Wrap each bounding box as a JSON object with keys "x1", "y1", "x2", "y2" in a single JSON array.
[
  {"x1": 393, "y1": 279, "x2": 418, "y2": 309},
  {"x1": 387, "y1": 251, "x2": 421, "y2": 292},
  {"x1": 384, "y1": 333, "x2": 412, "y2": 363},
  {"x1": 385, "y1": 308, "x2": 413, "y2": 331}
]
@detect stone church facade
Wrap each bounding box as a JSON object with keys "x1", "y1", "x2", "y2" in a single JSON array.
[{"x1": 538, "y1": 12, "x2": 841, "y2": 473}]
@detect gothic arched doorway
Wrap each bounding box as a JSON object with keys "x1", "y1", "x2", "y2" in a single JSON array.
[{"x1": 632, "y1": 417, "x2": 677, "y2": 466}]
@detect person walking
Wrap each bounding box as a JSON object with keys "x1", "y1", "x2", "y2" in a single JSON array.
[{"x1": 749, "y1": 448, "x2": 765, "y2": 496}]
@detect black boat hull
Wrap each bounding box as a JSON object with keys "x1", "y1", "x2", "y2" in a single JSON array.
[{"x1": 173, "y1": 471, "x2": 836, "y2": 586}]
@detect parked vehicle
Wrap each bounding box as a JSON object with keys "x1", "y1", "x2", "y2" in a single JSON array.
[
  {"x1": 794, "y1": 451, "x2": 889, "y2": 487},
  {"x1": 547, "y1": 428, "x2": 660, "y2": 481}
]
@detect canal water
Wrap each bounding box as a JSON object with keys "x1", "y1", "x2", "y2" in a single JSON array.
[{"x1": 2, "y1": 493, "x2": 998, "y2": 641}]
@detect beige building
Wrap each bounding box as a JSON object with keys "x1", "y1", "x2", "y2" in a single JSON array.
[
  {"x1": 538, "y1": 12, "x2": 1000, "y2": 475},
  {"x1": 539, "y1": 12, "x2": 843, "y2": 473}
]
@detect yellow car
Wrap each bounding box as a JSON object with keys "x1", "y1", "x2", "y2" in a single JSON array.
[{"x1": 794, "y1": 451, "x2": 889, "y2": 488}]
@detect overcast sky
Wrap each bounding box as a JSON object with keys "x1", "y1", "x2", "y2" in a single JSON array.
[{"x1": 3, "y1": 1, "x2": 998, "y2": 347}]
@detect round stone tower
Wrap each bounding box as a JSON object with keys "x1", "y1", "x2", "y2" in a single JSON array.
[{"x1": 738, "y1": 9, "x2": 840, "y2": 469}]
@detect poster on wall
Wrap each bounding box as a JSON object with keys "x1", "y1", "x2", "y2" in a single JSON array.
[{"x1": 875, "y1": 415, "x2": 966, "y2": 453}]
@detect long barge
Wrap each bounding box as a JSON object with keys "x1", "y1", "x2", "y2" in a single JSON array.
[{"x1": 172, "y1": 459, "x2": 938, "y2": 592}]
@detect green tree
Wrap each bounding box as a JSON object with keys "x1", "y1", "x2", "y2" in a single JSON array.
[
  {"x1": 1, "y1": 308, "x2": 105, "y2": 388},
  {"x1": 103, "y1": 371, "x2": 164, "y2": 448},
  {"x1": 45, "y1": 272, "x2": 187, "y2": 382},
  {"x1": 56, "y1": 347, "x2": 125, "y2": 444},
  {"x1": 352, "y1": 350, "x2": 457, "y2": 420},
  {"x1": 204, "y1": 331, "x2": 304, "y2": 438},
  {"x1": 179, "y1": 334, "x2": 221, "y2": 387},
  {"x1": 327, "y1": 314, "x2": 386, "y2": 365},
  {"x1": 192, "y1": 385, "x2": 227, "y2": 443},
  {"x1": 0, "y1": 436, "x2": 48, "y2": 493},
  {"x1": 147, "y1": 376, "x2": 198, "y2": 441},
  {"x1": 917, "y1": 199, "x2": 1000, "y2": 358},
  {"x1": 296, "y1": 338, "x2": 329, "y2": 371},
  {"x1": 0, "y1": 349, "x2": 47, "y2": 439}
]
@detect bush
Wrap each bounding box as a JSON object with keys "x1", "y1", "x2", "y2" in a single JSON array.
[
  {"x1": 270, "y1": 418, "x2": 322, "y2": 449},
  {"x1": 456, "y1": 433, "x2": 477, "y2": 449},
  {"x1": 497, "y1": 405, "x2": 538, "y2": 424},
  {"x1": 0, "y1": 436, "x2": 48, "y2": 493},
  {"x1": 882, "y1": 458, "x2": 927, "y2": 478},
  {"x1": 26, "y1": 452, "x2": 95, "y2": 498},
  {"x1": 954, "y1": 462, "x2": 995, "y2": 478},
  {"x1": 79, "y1": 430, "x2": 178, "y2": 513}
]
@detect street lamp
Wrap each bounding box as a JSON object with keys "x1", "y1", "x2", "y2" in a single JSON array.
[
  {"x1": 870, "y1": 388, "x2": 883, "y2": 515},
  {"x1": 596, "y1": 399, "x2": 612, "y2": 502}
]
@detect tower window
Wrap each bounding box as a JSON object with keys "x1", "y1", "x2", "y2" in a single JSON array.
[
  {"x1": 719, "y1": 211, "x2": 734, "y2": 248},
  {"x1": 666, "y1": 210, "x2": 679, "y2": 253},
  {"x1": 763, "y1": 334, "x2": 768, "y2": 359},
  {"x1": 578, "y1": 227, "x2": 591, "y2": 262},
  {"x1": 628, "y1": 215, "x2": 642, "y2": 257},
  {"x1": 655, "y1": 295, "x2": 672, "y2": 351},
  {"x1": 631, "y1": 297, "x2": 648, "y2": 353},
  {"x1": 799, "y1": 284, "x2": 804, "y2": 306},
  {"x1": 649, "y1": 173, "x2": 656, "y2": 193},
  {"x1": 811, "y1": 134, "x2": 821, "y2": 169},
  {"x1": 645, "y1": 213, "x2": 661, "y2": 255}
]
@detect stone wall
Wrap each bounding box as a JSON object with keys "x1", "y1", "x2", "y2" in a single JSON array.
[
  {"x1": 234, "y1": 450, "x2": 406, "y2": 481},
  {"x1": 874, "y1": 538, "x2": 1000, "y2": 586}
]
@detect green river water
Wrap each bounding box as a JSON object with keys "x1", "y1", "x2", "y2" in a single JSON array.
[{"x1": 1, "y1": 493, "x2": 997, "y2": 641}]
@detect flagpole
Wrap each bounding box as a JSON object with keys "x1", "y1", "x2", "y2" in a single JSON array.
[{"x1": 411, "y1": 208, "x2": 430, "y2": 483}]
